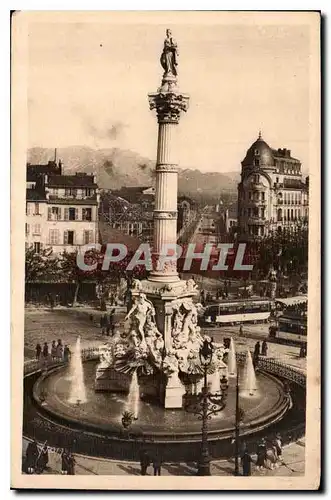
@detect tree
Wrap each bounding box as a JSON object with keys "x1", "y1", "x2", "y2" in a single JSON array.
[
  {"x1": 59, "y1": 249, "x2": 100, "y2": 306},
  {"x1": 25, "y1": 246, "x2": 59, "y2": 282}
]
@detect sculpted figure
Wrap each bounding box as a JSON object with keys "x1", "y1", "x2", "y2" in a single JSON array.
[
  {"x1": 125, "y1": 293, "x2": 155, "y2": 342},
  {"x1": 186, "y1": 278, "x2": 198, "y2": 293},
  {"x1": 160, "y1": 29, "x2": 178, "y2": 77},
  {"x1": 131, "y1": 279, "x2": 142, "y2": 291}
]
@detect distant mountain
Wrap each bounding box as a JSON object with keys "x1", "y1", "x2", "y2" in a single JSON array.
[{"x1": 27, "y1": 146, "x2": 239, "y2": 200}]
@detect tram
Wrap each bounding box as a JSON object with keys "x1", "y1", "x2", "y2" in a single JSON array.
[
  {"x1": 271, "y1": 297, "x2": 308, "y2": 345},
  {"x1": 201, "y1": 299, "x2": 274, "y2": 326}
]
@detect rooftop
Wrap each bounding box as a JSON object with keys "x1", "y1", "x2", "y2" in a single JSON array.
[{"x1": 47, "y1": 174, "x2": 98, "y2": 188}]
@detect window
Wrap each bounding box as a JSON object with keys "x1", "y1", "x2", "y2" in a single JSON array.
[
  {"x1": 254, "y1": 149, "x2": 260, "y2": 156},
  {"x1": 49, "y1": 229, "x2": 60, "y2": 245},
  {"x1": 48, "y1": 206, "x2": 61, "y2": 220},
  {"x1": 253, "y1": 207, "x2": 258, "y2": 217},
  {"x1": 276, "y1": 177, "x2": 279, "y2": 184},
  {"x1": 261, "y1": 192, "x2": 265, "y2": 201},
  {"x1": 34, "y1": 203, "x2": 40, "y2": 215},
  {"x1": 65, "y1": 188, "x2": 77, "y2": 197},
  {"x1": 64, "y1": 230, "x2": 75, "y2": 245},
  {"x1": 83, "y1": 230, "x2": 94, "y2": 244},
  {"x1": 33, "y1": 224, "x2": 41, "y2": 235},
  {"x1": 34, "y1": 242, "x2": 41, "y2": 253},
  {"x1": 69, "y1": 207, "x2": 76, "y2": 221},
  {"x1": 86, "y1": 188, "x2": 93, "y2": 197},
  {"x1": 26, "y1": 204, "x2": 31, "y2": 216},
  {"x1": 254, "y1": 158, "x2": 260, "y2": 166},
  {"x1": 25, "y1": 223, "x2": 29, "y2": 235},
  {"x1": 82, "y1": 208, "x2": 92, "y2": 221},
  {"x1": 261, "y1": 208, "x2": 265, "y2": 219},
  {"x1": 248, "y1": 191, "x2": 253, "y2": 201}
]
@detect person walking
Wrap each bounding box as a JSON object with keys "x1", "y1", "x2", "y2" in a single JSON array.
[
  {"x1": 152, "y1": 452, "x2": 162, "y2": 476},
  {"x1": 256, "y1": 438, "x2": 267, "y2": 470},
  {"x1": 61, "y1": 448, "x2": 75, "y2": 475},
  {"x1": 35, "y1": 343, "x2": 42, "y2": 360},
  {"x1": 140, "y1": 449, "x2": 151, "y2": 476},
  {"x1": 42, "y1": 342, "x2": 49, "y2": 359},
  {"x1": 261, "y1": 340, "x2": 268, "y2": 357},
  {"x1": 273, "y1": 433, "x2": 283, "y2": 461},
  {"x1": 36, "y1": 444, "x2": 49, "y2": 473},
  {"x1": 239, "y1": 324, "x2": 243, "y2": 337},
  {"x1": 63, "y1": 345, "x2": 71, "y2": 363},
  {"x1": 56, "y1": 339, "x2": 64, "y2": 361},
  {"x1": 241, "y1": 450, "x2": 252, "y2": 476},
  {"x1": 107, "y1": 308, "x2": 116, "y2": 337},
  {"x1": 25, "y1": 440, "x2": 39, "y2": 474},
  {"x1": 51, "y1": 341, "x2": 57, "y2": 361},
  {"x1": 100, "y1": 314, "x2": 107, "y2": 335}
]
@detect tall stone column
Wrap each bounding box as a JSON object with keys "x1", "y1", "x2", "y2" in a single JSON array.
[{"x1": 148, "y1": 76, "x2": 189, "y2": 282}]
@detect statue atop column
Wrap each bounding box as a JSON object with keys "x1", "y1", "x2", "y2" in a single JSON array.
[{"x1": 160, "y1": 29, "x2": 178, "y2": 77}]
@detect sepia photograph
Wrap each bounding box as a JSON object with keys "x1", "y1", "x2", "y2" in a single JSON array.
[{"x1": 11, "y1": 10, "x2": 320, "y2": 490}]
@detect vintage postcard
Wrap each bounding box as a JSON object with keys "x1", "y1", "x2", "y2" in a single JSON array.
[{"x1": 11, "y1": 10, "x2": 320, "y2": 490}]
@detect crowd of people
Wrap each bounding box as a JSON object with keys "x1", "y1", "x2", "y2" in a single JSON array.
[
  {"x1": 240, "y1": 435, "x2": 283, "y2": 476},
  {"x1": 25, "y1": 441, "x2": 75, "y2": 475},
  {"x1": 35, "y1": 339, "x2": 71, "y2": 363}
]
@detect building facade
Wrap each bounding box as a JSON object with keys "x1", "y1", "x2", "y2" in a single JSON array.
[
  {"x1": 26, "y1": 161, "x2": 99, "y2": 253},
  {"x1": 237, "y1": 133, "x2": 309, "y2": 239}
]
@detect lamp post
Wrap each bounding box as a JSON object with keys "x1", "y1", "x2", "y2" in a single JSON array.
[
  {"x1": 185, "y1": 338, "x2": 228, "y2": 476},
  {"x1": 234, "y1": 356, "x2": 245, "y2": 476}
]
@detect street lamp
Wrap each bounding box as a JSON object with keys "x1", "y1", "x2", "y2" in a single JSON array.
[{"x1": 185, "y1": 338, "x2": 229, "y2": 476}]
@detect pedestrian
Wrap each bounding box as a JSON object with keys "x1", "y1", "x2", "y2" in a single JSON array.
[
  {"x1": 241, "y1": 450, "x2": 252, "y2": 476},
  {"x1": 49, "y1": 294, "x2": 54, "y2": 310},
  {"x1": 51, "y1": 340, "x2": 57, "y2": 361},
  {"x1": 254, "y1": 341, "x2": 260, "y2": 357},
  {"x1": 239, "y1": 324, "x2": 243, "y2": 336},
  {"x1": 25, "y1": 440, "x2": 39, "y2": 474},
  {"x1": 273, "y1": 433, "x2": 283, "y2": 460},
  {"x1": 63, "y1": 345, "x2": 71, "y2": 363},
  {"x1": 107, "y1": 308, "x2": 116, "y2": 337},
  {"x1": 67, "y1": 450, "x2": 75, "y2": 475},
  {"x1": 61, "y1": 448, "x2": 75, "y2": 475},
  {"x1": 35, "y1": 343, "x2": 42, "y2": 360},
  {"x1": 140, "y1": 449, "x2": 151, "y2": 476},
  {"x1": 100, "y1": 314, "x2": 107, "y2": 335},
  {"x1": 256, "y1": 438, "x2": 267, "y2": 470},
  {"x1": 152, "y1": 452, "x2": 162, "y2": 476},
  {"x1": 42, "y1": 342, "x2": 49, "y2": 359},
  {"x1": 261, "y1": 340, "x2": 268, "y2": 356},
  {"x1": 36, "y1": 444, "x2": 49, "y2": 473},
  {"x1": 56, "y1": 339, "x2": 64, "y2": 361}
]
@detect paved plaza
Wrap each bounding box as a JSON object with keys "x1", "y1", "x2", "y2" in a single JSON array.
[{"x1": 23, "y1": 307, "x2": 306, "y2": 477}]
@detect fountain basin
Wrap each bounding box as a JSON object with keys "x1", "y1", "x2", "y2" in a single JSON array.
[{"x1": 33, "y1": 359, "x2": 290, "y2": 441}]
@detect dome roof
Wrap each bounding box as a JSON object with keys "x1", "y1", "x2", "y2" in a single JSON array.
[{"x1": 242, "y1": 132, "x2": 274, "y2": 167}]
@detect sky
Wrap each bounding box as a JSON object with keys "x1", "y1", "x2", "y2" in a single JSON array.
[{"x1": 27, "y1": 13, "x2": 312, "y2": 173}]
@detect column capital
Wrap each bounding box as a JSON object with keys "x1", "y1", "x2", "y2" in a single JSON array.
[{"x1": 148, "y1": 91, "x2": 189, "y2": 124}]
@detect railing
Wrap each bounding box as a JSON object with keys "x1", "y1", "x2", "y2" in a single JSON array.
[
  {"x1": 236, "y1": 351, "x2": 306, "y2": 387},
  {"x1": 23, "y1": 347, "x2": 100, "y2": 376}
]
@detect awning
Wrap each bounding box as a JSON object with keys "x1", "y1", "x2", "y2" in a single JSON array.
[{"x1": 276, "y1": 296, "x2": 308, "y2": 306}]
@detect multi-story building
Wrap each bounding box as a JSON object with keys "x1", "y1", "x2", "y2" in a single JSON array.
[
  {"x1": 237, "y1": 132, "x2": 309, "y2": 239},
  {"x1": 26, "y1": 161, "x2": 99, "y2": 253}
]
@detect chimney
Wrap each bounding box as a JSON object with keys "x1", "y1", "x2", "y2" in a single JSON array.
[{"x1": 58, "y1": 159, "x2": 62, "y2": 175}]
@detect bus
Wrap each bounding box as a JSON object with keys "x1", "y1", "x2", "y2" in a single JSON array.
[{"x1": 201, "y1": 299, "x2": 274, "y2": 326}]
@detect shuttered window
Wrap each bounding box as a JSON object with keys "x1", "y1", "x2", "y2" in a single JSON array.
[
  {"x1": 49, "y1": 229, "x2": 59, "y2": 245},
  {"x1": 64, "y1": 208, "x2": 69, "y2": 221},
  {"x1": 83, "y1": 230, "x2": 94, "y2": 244}
]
